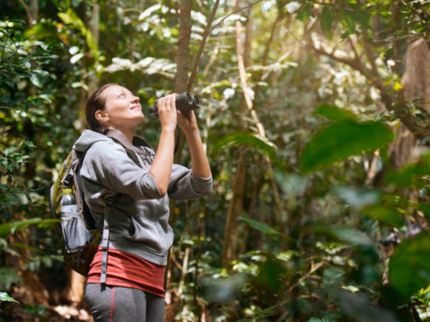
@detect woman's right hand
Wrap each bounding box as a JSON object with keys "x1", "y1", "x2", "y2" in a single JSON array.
[{"x1": 156, "y1": 94, "x2": 178, "y2": 132}]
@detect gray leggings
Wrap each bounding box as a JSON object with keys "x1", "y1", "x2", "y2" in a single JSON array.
[{"x1": 85, "y1": 284, "x2": 165, "y2": 322}]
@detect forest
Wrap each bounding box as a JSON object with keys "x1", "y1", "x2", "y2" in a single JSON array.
[{"x1": 1, "y1": 0, "x2": 430, "y2": 321}]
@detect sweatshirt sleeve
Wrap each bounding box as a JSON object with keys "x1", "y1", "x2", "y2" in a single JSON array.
[
  {"x1": 81, "y1": 141, "x2": 162, "y2": 200},
  {"x1": 167, "y1": 164, "x2": 213, "y2": 200}
]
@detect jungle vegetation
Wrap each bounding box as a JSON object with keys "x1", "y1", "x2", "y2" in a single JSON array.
[{"x1": 1, "y1": 0, "x2": 430, "y2": 321}]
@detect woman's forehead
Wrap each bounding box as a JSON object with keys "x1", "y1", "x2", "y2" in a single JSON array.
[{"x1": 105, "y1": 85, "x2": 132, "y2": 96}]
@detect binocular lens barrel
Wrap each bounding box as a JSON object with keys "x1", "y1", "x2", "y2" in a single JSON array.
[{"x1": 149, "y1": 92, "x2": 200, "y2": 118}]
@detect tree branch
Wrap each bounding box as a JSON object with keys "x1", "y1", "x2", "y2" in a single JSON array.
[
  {"x1": 308, "y1": 32, "x2": 430, "y2": 141},
  {"x1": 18, "y1": 0, "x2": 33, "y2": 26},
  {"x1": 187, "y1": 0, "x2": 221, "y2": 91}
]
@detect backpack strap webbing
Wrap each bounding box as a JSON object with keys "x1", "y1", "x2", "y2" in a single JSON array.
[
  {"x1": 106, "y1": 129, "x2": 153, "y2": 155},
  {"x1": 100, "y1": 196, "x2": 114, "y2": 284}
]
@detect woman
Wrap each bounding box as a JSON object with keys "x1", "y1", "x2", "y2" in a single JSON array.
[{"x1": 74, "y1": 83, "x2": 212, "y2": 321}]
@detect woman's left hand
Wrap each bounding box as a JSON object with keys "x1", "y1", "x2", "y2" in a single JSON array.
[{"x1": 177, "y1": 110, "x2": 199, "y2": 133}]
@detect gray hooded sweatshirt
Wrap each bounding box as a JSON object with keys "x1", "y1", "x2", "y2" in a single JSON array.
[{"x1": 73, "y1": 129, "x2": 213, "y2": 266}]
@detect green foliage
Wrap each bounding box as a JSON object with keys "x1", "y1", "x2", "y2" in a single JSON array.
[
  {"x1": 0, "y1": 292, "x2": 19, "y2": 304},
  {"x1": 240, "y1": 215, "x2": 283, "y2": 236},
  {"x1": 0, "y1": 267, "x2": 21, "y2": 290},
  {"x1": 300, "y1": 104, "x2": 394, "y2": 174},
  {"x1": 321, "y1": 7, "x2": 334, "y2": 39},
  {"x1": 389, "y1": 234, "x2": 430, "y2": 300},
  {"x1": 301, "y1": 119, "x2": 394, "y2": 173}
]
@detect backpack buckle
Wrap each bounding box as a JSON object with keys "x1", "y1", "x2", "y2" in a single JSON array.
[
  {"x1": 105, "y1": 197, "x2": 114, "y2": 207},
  {"x1": 63, "y1": 169, "x2": 74, "y2": 186}
]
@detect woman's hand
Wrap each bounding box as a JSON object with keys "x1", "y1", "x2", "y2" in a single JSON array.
[
  {"x1": 177, "y1": 109, "x2": 199, "y2": 133},
  {"x1": 157, "y1": 94, "x2": 178, "y2": 132}
]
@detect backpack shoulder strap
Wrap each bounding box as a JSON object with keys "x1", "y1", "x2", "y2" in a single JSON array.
[{"x1": 106, "y1": 129, "x2": 154, "y2": 154}]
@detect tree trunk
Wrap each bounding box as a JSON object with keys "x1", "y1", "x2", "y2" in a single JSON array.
[
  {"x1": 29, "y1": 0, "x2": 38, "y2": 22},
  {"x1": 165, "y1": 2, "x2": 192, "y2": 321},
  {"x1": 389, "y1": 39, "x2": 430, "y2": 169}
]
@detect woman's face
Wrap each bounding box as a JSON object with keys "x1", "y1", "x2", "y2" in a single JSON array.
[{"x1": 98, "y1": 85, "x2": 144, "y2": 130}]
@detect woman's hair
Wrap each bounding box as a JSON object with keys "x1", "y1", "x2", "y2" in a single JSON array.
[{"x1": 85, "y1": 83, "x2": 118, "y2": 133}]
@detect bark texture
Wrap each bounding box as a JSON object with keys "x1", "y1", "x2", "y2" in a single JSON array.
[{"x1": 390, "y1": 39, "x2": 430, "y2": 169}]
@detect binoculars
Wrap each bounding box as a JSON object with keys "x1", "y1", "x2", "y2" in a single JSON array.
[{"x1": 149, "y1": 93, "x2": 200, "y2": 118}]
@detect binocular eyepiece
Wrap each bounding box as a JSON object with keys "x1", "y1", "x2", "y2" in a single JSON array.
[{"x1": 149, "y1": 92, "x2": 200, "y2": 118}]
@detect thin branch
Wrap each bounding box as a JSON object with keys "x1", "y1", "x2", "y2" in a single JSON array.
[
  {"x1": 208, "y1": 0, "x2": 266, "y2": 35},
  {"x1": 18, "y1": 0, "x2": 34, "y2": 26},
  {"x1": 281, "y1": 18, "x2": 304, "y2": 46},
  {"x1": 187, "y1": 0, "x2": 221, "y2": 91},
  {"x1": 347, "y1": 35, "x2": 360, "y2": 62}
]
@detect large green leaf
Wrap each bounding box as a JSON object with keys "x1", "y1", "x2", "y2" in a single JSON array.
[
  {"x1": 342, "y1": 11, "x2": 356, "y2": 34},
  {"x1": 300, "y1": 120, "x2": 393, "y2": 173},
  {"x1": 315, "y1": 104, "x2": 357, "y2": 122},
  {"x1": 389, "y1": 234, "x2": 430, "y2": 299},
  {"x1": 321, "y1": 7, "x2": 334, "y2": 39}
]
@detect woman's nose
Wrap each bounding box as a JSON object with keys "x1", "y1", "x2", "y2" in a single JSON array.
[{"x1": 131, "y1": 96, "x2": 140, "y2": 103}]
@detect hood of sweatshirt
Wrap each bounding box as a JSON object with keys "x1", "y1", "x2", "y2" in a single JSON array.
[{"x1": 73, "y1": 130, "x2": 111, "y2": 153}]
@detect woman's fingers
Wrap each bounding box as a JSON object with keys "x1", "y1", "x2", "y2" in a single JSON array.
[{"x1": 157, "y1": 94, "x2": 177, "y2": 131}]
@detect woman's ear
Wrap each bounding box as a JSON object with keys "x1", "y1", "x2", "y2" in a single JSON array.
[{"x1": 95, "y1": 110, "x2": 109, "y2": 125}]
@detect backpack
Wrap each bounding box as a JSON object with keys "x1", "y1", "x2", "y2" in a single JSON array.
[
  {"x1": 50, "y1": 130, "x2": 152, "y2": 279},
  {"x1": 50, "y1": 148, "x2": 110, "y2": 276}
]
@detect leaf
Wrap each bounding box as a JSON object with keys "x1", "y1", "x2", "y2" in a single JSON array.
[
  {"x1": 315, "y1": 104, "x2": 357, "y2": 122},
  {"x1": 70, "y1": 53, "x2": 84, "y2": 64},
  {"x1": 321, "y1": 7, "x2": 334, "y2": 39},
  {"x1": 300, "y1": 120, "x2": 394, "y2": 173},
  {"x1": 389, "y1": 234, "x2": 430, "y2": 299},
  {"x1": 240, "y1": 216, "x2": 282, "y2": 236},
  {"x1": 4, "y1": 147, "x2": 18, "y2": 156},
  {"x1": 0, "y1": 267, "x2": 21, "y2": 289},
  {"x1": 8, "y1": 242, "x2": 44, "y2": 254},
  {"x1": 29, "y1": 73, "x2": 42, "y2": 88},
  {"x1": 296, "y1": 4, "x2": 312, "y2": 22},
  {"x1": 356, "y1": 11, "x2": 371, "y2": 30},
  {"x1": 0, "y1": 292, "x2": 20, "y2": 304},
  {"x1": 342, "y1": 11, "x2": 356, "y2": 34},
  {"x1": 0, "y1": 218, "x2": 59, "y2": 238},
  {"x1": 362, "y1": 206, "x2": 403, "y2": 227},
  {"x1": 333, "y1": 185, "x2": 381, "y2": 210}
]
